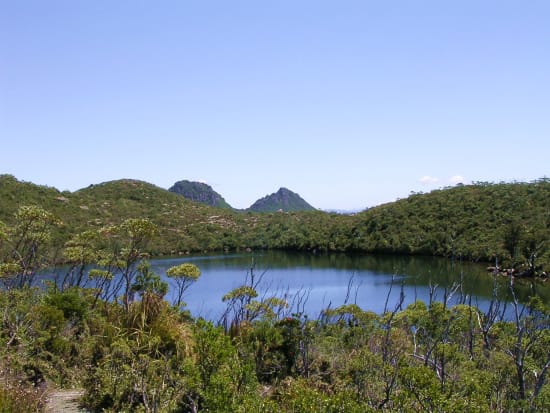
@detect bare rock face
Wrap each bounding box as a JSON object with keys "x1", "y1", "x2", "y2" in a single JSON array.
[
  {"x1": 169, "y1": 180, "x2": 232, "y2": 209},
  {"x1": 168, "y1": 181, "x2": 315, "y2": 213}
]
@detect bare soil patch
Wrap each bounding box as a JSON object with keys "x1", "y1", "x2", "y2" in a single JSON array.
[{"x1": 45, "y1": 389, "x2": 86, "y2": 413}]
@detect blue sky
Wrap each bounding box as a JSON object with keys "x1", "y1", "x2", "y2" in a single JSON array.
[{"x1": 1, "y1": 1, "x2": 549, "y2": 210}]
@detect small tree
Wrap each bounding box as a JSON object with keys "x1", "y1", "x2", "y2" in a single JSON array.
[
  {"x1": 130, "y1": 261, "x2": 168, "y2": 329},
  {"x1": 166, "y1": 263, "x2": 201, "y2": 308},
  {"x1": 99, "y1": 218, "x2": 158, "y2": 311},
  {"x1": 62, "y1": 230, "x2": 103, "y2": 289},
  {"x1": 0, "y1": 206, "x2": 61, "y2": 289}
]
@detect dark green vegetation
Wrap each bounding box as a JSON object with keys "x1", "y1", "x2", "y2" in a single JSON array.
[
  {"x1": 247, "y1": 187, "x2": 316, "y2": 212},
  {"x1": 169, "y1": 180, "x2": 233, "y2": 209},
  {"x1": 1, "y1": 174, "x2": 548, "y2": 274},
  {"x1": 0, "y1": 208, "x2": 548, "y2": 412}
]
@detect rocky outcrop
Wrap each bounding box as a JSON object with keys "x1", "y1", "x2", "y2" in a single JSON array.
[
  {"x1": 247, "y1": 187, "x2": 316, "y2": 212},
  {"x1": 169, "y1": 180, "x2": 232, "y2": 209}
]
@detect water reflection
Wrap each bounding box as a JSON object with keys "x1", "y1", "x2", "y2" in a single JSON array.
[{"x1": 148, "y1": 251, "x2": 548, "y2": 320}]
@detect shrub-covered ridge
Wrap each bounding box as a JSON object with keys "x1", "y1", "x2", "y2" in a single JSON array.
[{"x1": 1, "y1": 174, "x2": 548, "y2": 273}]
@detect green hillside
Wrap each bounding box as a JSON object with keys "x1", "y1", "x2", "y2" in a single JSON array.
[
  {"x1": 353, "y1": 180, "x2": 550, "y2": 270},
  {"x1": 0, "y1": 175, "x2": 244, "y2": 256},
  {"x1": 1, "y1": 174, "x2": 548, "y2": 273}
]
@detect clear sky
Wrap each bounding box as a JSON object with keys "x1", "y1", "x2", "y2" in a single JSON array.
[{"x1": 1, "y1": 1, "x2": 549, "y2": 211}]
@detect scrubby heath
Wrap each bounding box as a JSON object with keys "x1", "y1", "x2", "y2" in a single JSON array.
[
  {"x1": 0, "y1": 237, "x2": 548, "y2": 412},
  {"x1": 0, "y1": 174, "x2": 549, "y2": 274},
  {"x1": 0, "y1": 175, "x2": 549, "y2": 412}
]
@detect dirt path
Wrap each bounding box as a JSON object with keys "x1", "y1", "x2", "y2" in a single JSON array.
[{"x1": 45, "y1": 389, "x2": 86, "y2": 413}]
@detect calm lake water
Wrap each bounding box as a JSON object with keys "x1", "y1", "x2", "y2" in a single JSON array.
[{"x1": 147, "y1": 251, "x2": 546, "y2": 321}]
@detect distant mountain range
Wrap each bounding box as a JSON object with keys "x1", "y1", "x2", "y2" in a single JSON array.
[{"x1": 168, "y1": 180, "x2": 316, "y2": 212}]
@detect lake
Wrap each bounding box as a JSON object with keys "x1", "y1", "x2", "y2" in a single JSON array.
[{"x1": 147, "y1": 251, "x2": 546, "y2": 321}]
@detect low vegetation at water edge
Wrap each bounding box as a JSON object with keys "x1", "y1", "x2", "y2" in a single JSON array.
[{"x1": 0, "y1": 208, "x2": 548, "y2": 412}]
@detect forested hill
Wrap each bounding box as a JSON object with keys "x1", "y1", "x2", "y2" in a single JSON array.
[
  {"x1": 0, "y1": 174, "x2": 548, "y2": 271},
  {"x1": 353, "y1": 180, "x2": 550, "y2": 268}
]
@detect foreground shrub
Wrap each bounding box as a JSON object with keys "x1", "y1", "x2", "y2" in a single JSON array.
[{"x1": 0, "y1": 378, "x2": 44, "y2": 413}]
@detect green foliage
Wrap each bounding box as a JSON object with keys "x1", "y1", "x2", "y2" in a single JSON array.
[
  {"x1": 0, "y1": 287, "x2": 96, "y2": 389},
  {"x1": 0, "y1": 263, "x2": 21, "y2": 278},
  {"x1": 84, "y1": 334, "x2": 184, "y2": 412},
  {"x1": 185, "y1": 320, "x2": 260, "y2": 412},
  {"x1": 44, "y1": 287, "x2": 90, "y2": 322},
  {"x1": 0, "y1": 176, "x2": 549, "y2": 411},
  {"x1": 63, "y1": 230, "x2": 102, "y2": 265},
  {"x1": 132, "y1": 261, "x2": 168, "y2": 299},
  {"x1": 166, "y1": 263, "x2": 201, "y2": 307},
  {"x1": 223, "y1": 285, "x2": 259, "y2": 302},
  {"x1": 166, "y1": 263, "x2": 201, "y2": 280},
  {"x1": 0, "y1": 278, "x2": 548, "y2": 412},
  {"x1": 81, "y1": 296, "x2": 193, "y2": 412},
  {"x1": 353, "y1": 180, "x2": 550, "y2": 272},
  {"x1": 274, "y1": 378, "x2": 372, "y2": 413},
  {"x1": 0, "y1": 205, "x2": 61, "y2": 288},
  {"x1": 1, "y1": 176, "x2": 548, "y2": 275}
]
